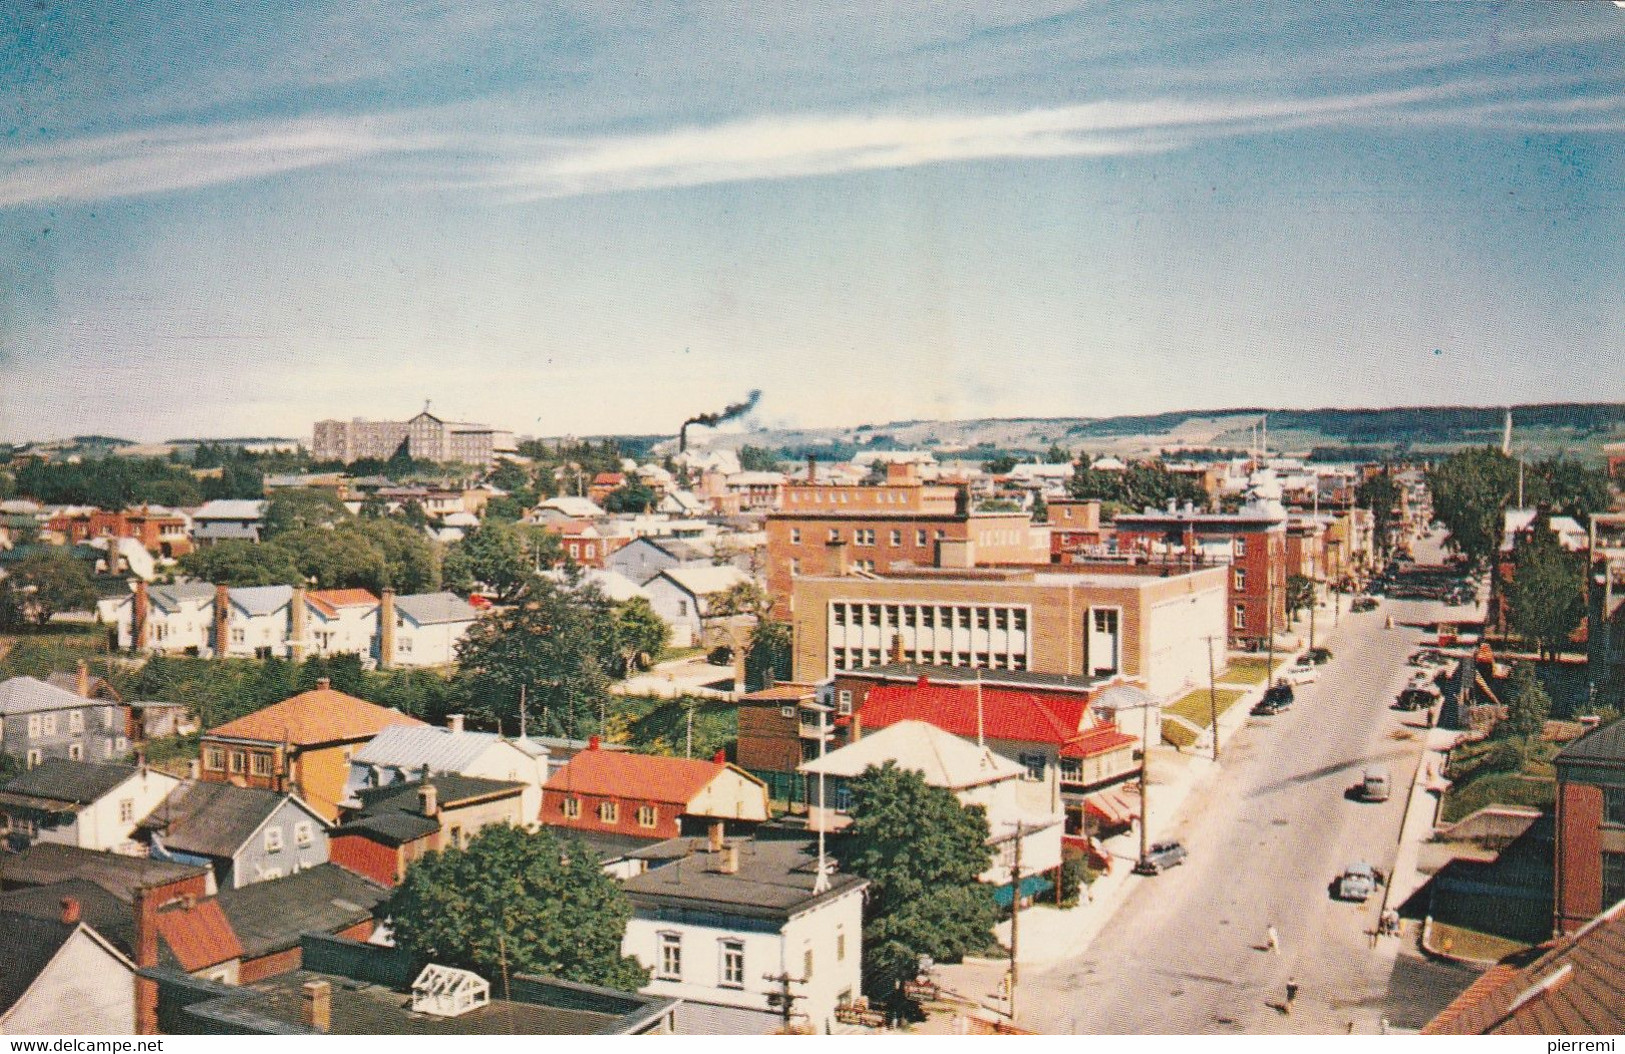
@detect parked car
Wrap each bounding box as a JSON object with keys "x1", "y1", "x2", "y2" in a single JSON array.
[
  {"x1": 1134, "y1": 841, "x2": 1188, "y2": 875},
  {"x1": 1397, "y1": 686, "x2": 1439, "y2": 711},
  {"x1": 1351, "y1": 596, "x2": 1379, "y2": 613},
  {"x1": 1305, "y1": 647, "x2": 1333, "y2": 665},
  {"x1": 1338, "y1": 862, "x2": 1378, "y2": 901},
  {"x1": 1283, "y1": 661, "x2": 1320, "y2": 686},
  {"x1": 1359, "y1": 765, "x2": 1391, "y2": 802}
]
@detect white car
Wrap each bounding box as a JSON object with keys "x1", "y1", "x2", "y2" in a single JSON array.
[{"x1": 1283, "y1": 662, "x2": 1319, "y2": 686}]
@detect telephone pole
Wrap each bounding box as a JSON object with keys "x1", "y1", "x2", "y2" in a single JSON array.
[
  {"x1": 762, "y1": 970, "x2": 806, "y2": 1030},
  {"x1": 1206, "y1": 636, "x2": 1220, "y2": 761},
  {"x1": 1005, "y1": 821, "x2": 1035, "y2": 1022}
]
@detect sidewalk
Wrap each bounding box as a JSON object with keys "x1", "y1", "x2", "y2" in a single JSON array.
[{"x1": 1383, "y1": 724, "x2": 1460, "y2": 917}]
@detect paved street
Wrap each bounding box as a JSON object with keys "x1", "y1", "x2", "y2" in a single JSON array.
[{"x1": 1015, "y1": 535, "x2": 1482, "y2": 1034}]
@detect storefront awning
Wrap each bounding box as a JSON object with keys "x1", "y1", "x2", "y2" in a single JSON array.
[{"x1": 993, "y1": 874, "x2": 1053, "y2": 907}]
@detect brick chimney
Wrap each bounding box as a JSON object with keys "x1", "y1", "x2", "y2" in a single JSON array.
[
  {"x1": 214, "y1": 584, "x2": 230, "y2": 659},
  {"x1": 76, "y1": 659, "x2": 90, "y2": 698},
  {"x1": 290, "y1": 586, "x2": 307, "y2": 662},
  {"x1": 448, "y1": 714, "x2": 465, "y2": 735},
  {"x1": 301, "y1": 980, "x2": 332, "y2": 1033},
  {"x1": 828, "y1": 539, "x2": 851, "y2": 576},
  {"x1": 418, "y1": 781, "x2": 438, "y2": 817},
  {"x1": 708, "y1": 821, "x2": 725, "y2": 852},
  {"x1": 850, "y1": 711, "x2": 863, "y2": 742},
  {"x1": 588, "y1": 735, "x2": 601, "y2": 751},
  {"x1": 889, "y1": 633, "x2": 905, "y2": 665},
  {"x1": 133, "y1": 580, "x2": 150, "y2": 653},
  {"x1": 60, "y1": 896, "x2": 81, "y2": 924},
  {"x1": 133, "y1": 884, "x2": 160, "y2": 1035},
  {"x1": 379, "y1": 588, "x2": 396, "y2": 670},
  {"x1": 806, "y1": 454, "x2": 817, "y2": 483}
]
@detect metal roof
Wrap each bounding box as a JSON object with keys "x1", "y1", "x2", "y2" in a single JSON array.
[
  {"x1": 352, "y1": 725, "x2": 519, "y2": 775},
  {"x1": 0, "y1": 675, "x2": 96, "y2": 716},
  {"x1": 393, "y1": 591, "x2": 479, "y2": 626},
  {"x1": 0, "y1": 759, "x2": 142, "y2": 809}
]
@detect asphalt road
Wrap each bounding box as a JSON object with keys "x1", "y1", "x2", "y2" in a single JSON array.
[{"x1": 1024, "y1": 537, "x2": 1480, "y2": 1034}]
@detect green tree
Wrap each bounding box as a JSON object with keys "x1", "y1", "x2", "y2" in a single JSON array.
[
  {"x1": 737, "y1": 445, "x2": 783, "y2": 472},
  {"x1": 744, "y1": 619, "x2": 792, "y2": 691},
  {"x1": 1427, "y1": 447, "x2": 1520, "y2": 568},
  {"x1": 610, "y1": 596, "x2": 670, "y2": 676},
  {"x1": 1029, "y1": 491, "x2": 1048, "y2": 524},
  {"x1": 1504, "y1": 516, "x2": 1587, "y2": 660},
  {"x1": 1043, "y1": 444, "x2": 1072, "y2": 465},
  {"x1": 0, "y1": 549, "x2": 98, "y2": 628},
  {"x1": 836, "y1": 763, "x2": 997, "y2": 1000},
  {"x1": 442, "y1": 523, "x2": 534, "y2": 602},
  {"x1": 1285, "y1": 574, "x2": 1317, "y2": 622},
  {"x1": 1355, "y1": 470, "x2": 1402, "y2": 556},
  {"x1": 263, "y1": 488, "x2": 349, "y2": 538},
  {"x1": 482, "y1": 495, "x2": 526, "y2": 523},
  {"x1": 385, "y1": 824, "x2": 649, "y2": 991},
  {"x1": 1528, "y1": 457, "x2": 1612, "y2": 528},
  {"x1": 178, "y1": 540, "x2": 304, "y2": 587},
  {"x1": 357, "y1": 518, "x2": 441, "y2": 594},
  {"x1": 602, "y1": 482, "x2": 656, "y2": 514},
  {"x1": 984, "y1": 454, "x2": 1018, "y2": 475},
  {"x1": 1499, "y1": 663, "x2": 1553, "y2": 740},
  {"x1": 456, "y1": 576, "x2": 615, "y2": 737},
  {"x1": 271, "y1": 527, "x2": 389, "y2": 591}
]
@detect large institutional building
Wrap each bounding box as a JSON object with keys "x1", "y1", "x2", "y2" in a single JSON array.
[{"x1": 312, "y1": 410, "x2": 516, "y2": 467}]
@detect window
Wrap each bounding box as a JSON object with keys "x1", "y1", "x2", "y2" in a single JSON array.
[
  {"x1": 69, "y1": 710, "x2": 84, "y2": 733},
  {"x1": 1605, "y1": 787, "x2": 1625, "y2": 826},
  {"x1": 889, "y1": 530, "x2": 902, "y2": 546},
  {"x1": 790, "y1": 528, "x2": 801, "y2": 545},
  {"x1": 398, "y1": 638, "x2": 413, "y2": 654},
  {"x1": 678, "y1": 600, "x2": 688, "y2": 617},
  {"x1": 833, "y1": 785, "x2": 853, "y2": 812},
  {"x1": 230, "y1": 628, "x2": 245, "y2": 644},
  {"x1": 1234, "y1": 537, "x2": 1247, "y2": 558},
  {"x1": 916, "y1": 529, "x2": 928, "y2": 546},
  {"x1": 449, "y1": 825, "x2": 465, "y2": 848},
  {"x1": 68, "y1": 743, "x2": 83, "y2": 761},
  {"x1": 837, "y1": 690, "x2": 853, "y2": 716},
  {"x1": 637, "y1": 805, "x2": 658, "y2": 828},
  {"x1": 562, "y1": 797, "x2": 581, "y2": 819},
  {"x1": 803, "y1": 948, "x2": 814, "y2": 981},
  {"x1": 204, "y1": 747, "x2": 226, "y2": 772},
  {"x1": 294, "y1": 821, "x2": 314, "y2": 847},
  {"x1": 837, "y1": 928, "x2": 847, "y2": 962},
  {"x1": 827, "y1": 528, "x2": 841, "y2": 543},
  {"x1": 26, "y1": 749, "x2": 41, "y2": 769},
  {"x1": 598, "y1": 801, "x2": 619, "y2": 823},
  {"x1": 1605, "y1": 852, "x2": 1625, "y2": 909},
  {"x1": 1233, "y1": 604, "x2": 1246, "y2": 630},
  {"x1": 114, "y1": 737, "x2": 127, "y2": 753},
  {"x1": 780, "y1": 704, "x2": 796, "y2": 719},
  {"x1": 250, "y1": 753, "x2": 273, "y2": 777},
  {"x1": 1019, "y1": 752, "x2": 1047, "y2": 782},
  {"x1": 720, "y1": 940, "x2": 745, "y2": 988},
  {"x1": 658, "y1": 932, "x2": 682, "y2": 980},
  {"x1": 42, "y1": 713, "x2": 58, "y2": 736},
  {"x1": 1234, "y1": 568, "x2": 1247, "y2": 592},
  {"x1": 790, "y1": 558, "x2": 801, "y2": 575},
  {"x1": 103, "y1": 706, "x2": 116, "y2": 730},
  {"x1": 118, "y1": 798, "x2": 134, "y2": 823},
  {"x1": 265, "y1": 827, "x2": 284, "y2": 852},
  {"x1": 856, "y1": 529, "x2": 875, "y2": 546},
  {"x1": 259, "y1": 867, "x2": 283, "y2": 881}
]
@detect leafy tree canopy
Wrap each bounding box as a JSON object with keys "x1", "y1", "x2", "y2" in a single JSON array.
[
  {"x1": 178, "y1": 540, "x2": 304, "y2": 588},
  {"x1": 0, "y1": 549, "x2": 99, "y2": 628},
  {"x1": 602, "y1": 482, "x2": 656, "y2": 514},
  {"x1": 263, "y1": 488, "x2": 350, "y2": 538},
  {"x1": 1068, "y1": 461, "x2": 1206, "y2": 512},
  {"x1": 1504, "y1": 516, "x2": 1587, "y2": 660},
  {"x1": 1499, "y1": 663, "x2": 1554, "y2": 740},
  {"x1": 385, "y1": 824, "x2": 650, "y2": 992},
  {"x1": 609, "y1": 596, "x2": 670, "y2": 676}
]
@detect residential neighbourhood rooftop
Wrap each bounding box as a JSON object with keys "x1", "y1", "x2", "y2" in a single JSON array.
[{"x1": 205, "y1": 683, "x2": 425, "y2": 745}]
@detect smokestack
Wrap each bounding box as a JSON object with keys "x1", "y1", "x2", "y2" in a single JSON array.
[
  {"x1": 214, "y1": 584, "x2": 230, "y2": 659},
  {"x1": 301, "y1": 980, "x2": 332, "y2": 1033},
  {"x1": 379, "y1": 588, "x2": 396, "y2": 670},
  {"x1": 76, "y1": 660, "x2": 90, "y2": 698},
  {"x1": 60, "y1": 897, "x2": 81, "y2": 924},
  {"x1": 418, "y1": 782, "x2": 438, "y2": 817},
  {"x1": 448, "y1": 714, "x2": 465, "y2": 735},
  {"x1": 807, "y1": 454, "x2": 817, "y2": 483},
  {"x1": 290, "y1": 586, "x2": 307, "y2": 662},
  {"x1": 133, "y1": 579, "x2": 150, "y2": 653},
  {"x1": 708, "y1": 821, "x2": 725, "y2": 852}
]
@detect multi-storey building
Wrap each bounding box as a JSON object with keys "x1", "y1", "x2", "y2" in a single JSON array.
[
  {"x1": 766, "y1": 461, "x2": 1046, "y2": 610},
  {"x1": 1588, "y1": 514, "x2": 1625, "y2": 704},
  {"x1": 1111, "y1": 499, "x2": 1289, "y2": 648},
  {"x1": 789, "y1": 562, "x2": 1228, "y2": 699},
  {"x1": 0, "y1": 677, "x2": 132, "y2": 768},
  {"x1": 312, "y1": 410, "x2": 516, "y2": 467},
  {"x1": 47, "y1": 506, "x2": 191, "y2": 558},
  {"x1": 1553, "y1": 716, "x2": 1625, "y2": 934}
]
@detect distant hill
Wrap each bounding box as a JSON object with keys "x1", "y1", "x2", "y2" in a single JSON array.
[{"x1": 585, "y1": 402, "x2": 1625, "y2": 464}]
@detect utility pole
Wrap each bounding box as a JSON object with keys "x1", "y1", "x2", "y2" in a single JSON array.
[
  {"x1": 762, "y1": 970, "x2": 806, "y2": 1030},
  {"x1": 1006, "y1": 822, "x2": 1029, "y2": 1022},
  {"x1": 1266, "y1": 554, "x2": 1276, "y2": 681},
  {"x1": 1206, "y1": 636, "x2": 1220, "y2": 761},
  {"x1": 1139, "y1": 699, "x2": 1152, "y2": 869}
]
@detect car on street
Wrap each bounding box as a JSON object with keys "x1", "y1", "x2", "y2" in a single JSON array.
[
  {"x1": 1397, "y1": 686, "x2": 1440, "y2": 711},
  {"x1": 1304, "y1": 647, "x2": 1333, "y2": 665},
  {"x1": 1252, "y1": 681, "x2": 1295, "y2": 715},
  {"x1": 1351, "y1": 596, "x2": 1378, "y2": 613},
  {"x1": 1283, "y1": 661, "x2": 1319, "y2": 686},
  {"x1": 1338, "y1": 862, "x2": 1378, "y2": 902},
  {"x1": 1359, "y1": 765, "x2": 1391, "y2": 802},
  {"x1": 1134, "y1": 841, "x2": 1188, "y2": 875}
]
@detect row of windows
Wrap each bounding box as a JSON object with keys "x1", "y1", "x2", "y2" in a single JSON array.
[
  {"x1": 203, "y1": 746, "x2": 276, "y2": 777},
  {"x1": 830, "y1": 603, "x2": 1028, "y2": 632},
  {"x1": 655, "y1": 930, "x2": 846, "y2": 985},
  {"x1": 788, "y1": 527, "x2": 942, "y2": 547},
  {"x1": 22, "y1": 736, "x2": 128, "y2": 767},
  {"x1": 831, "y1": 648, "x2": 1030, "y2": 673},
  {"x1": 558, "y1": 797, "x2": 659, "y2": 828},
  {"x1": 787, "y1": 489, "x2": 913, "y2": 506},
  {"x1": 262, "y1": 821, "x2": 317, "y2": 852},
  {"x1": 18, "y1": 708, "x2": 119, "y2": 739}
]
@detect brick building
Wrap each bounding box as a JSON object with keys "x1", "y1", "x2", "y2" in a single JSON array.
[
  {"x1": 47, "y1": 506, "x2": 191, "y2": 558},
  {"x1": 541, "y1": 743, "x2": 769, "y2": 844},
  {"x1": 1553, "y1": 716, "x2": 1625, "y2": 934},
  {"x1": 312, "y1": 410, "x2": 515, "y2": 467},
  {"x1": 1112, "y1": 500, "x2": 1289, "y2": 647},
  {"x1": 328, "y1": 775, "x2": 528, "y2": 887}
]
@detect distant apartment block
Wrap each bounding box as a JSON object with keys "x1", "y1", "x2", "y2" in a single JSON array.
[{"x1": 312, "y1": 410, "x2": 516, "y2": 467}]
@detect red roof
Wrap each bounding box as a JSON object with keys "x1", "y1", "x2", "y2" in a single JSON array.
[
  {"x1": 1060, "y1": 721, "x2": 1138, "y2": 758},
  {"x1": 592, "y1": 472, "x2": 625, "y2": 486},
  {"x1": 156, "y1": 899, "x2": 243, "y2": 972},
  {"x1": 206, "y1": 685, "x2": 424, "y2": 746},
  {"x1": 853, "y1": 680, "x2": 1088, "y2": 745},
  {"x1": 544, "y1": 748, "x2": 727, "y2": 806},
  {"x1": 306, "y1": 588, "x2": 379, "y2": 617}
]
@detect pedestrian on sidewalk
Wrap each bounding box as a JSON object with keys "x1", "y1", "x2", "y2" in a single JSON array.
[
  {"x1": 1265, "y1": 924, "x2": 1280, "y2": 954},
  {"x1": 1285, "y1": 978, "x2": 1299, "y2": 1016}
]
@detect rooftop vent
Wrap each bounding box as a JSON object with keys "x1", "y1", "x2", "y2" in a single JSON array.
[{"x1": 411, "y1": 964, "x2": 491, "y2": 1018}]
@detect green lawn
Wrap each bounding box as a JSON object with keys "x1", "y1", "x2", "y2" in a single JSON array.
[
  {"x1": 1426, "y1": 922, "x2": 1532, "y2": 963},
  {"x1": 1440, "y1": 736, "x2": 1559, "y2": 824},
  {"x1": 1162, "y1": 687, "x2": 1245, "y2": 748},
  {"x1": 1222, "y1": 657, "x2": 1283, "y2": 686},
  {"x1": 1440, "y1": 772, "x2": 1554, "y2": 824}
]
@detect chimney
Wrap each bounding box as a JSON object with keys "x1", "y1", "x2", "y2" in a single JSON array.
[
  {"x1": 379, "y1": 588, "x2": 396, "y2": 670},
  {"x1": 712, "y1": 748, "x2": 727, "y2": 765},
  {"x1": 588, "y1": 734, "x2": 601, "y2": 751},
  {"x1": 180, "y1": 892, "x2": 197, "y2": 910},
  {"x1": 1580, "y1": 715, "x2": 1603, "y2": 730},
  {"x1": 60, "y1": 897, "x2": 81, "y2": 924},
  {"x1": 316, "y1": 677, "x2": 330, "y2": 691},
  {"x1": 806, "y1": 454, "x2": 817, "y2": 483},
  {"x1": 850, "y1": 711, "x2": 862, "y2": 742},
  {"x1": 214, "y1": 584, "x2": 230, "y2": 659},
  {"x1": 133, "y1": 884, "x2": 159, "y2": 1035},
  {"x1": 76, "y1": 659, "x2": 90, "y2": 698},
  {"x1": 829, "y1": 539, "x2": 851, "y2": 576},
  {"x1": 133, "y1": 579, "x2": 150, "y2": 653},
  {"x1": 718, "y1": 843, "x2": 740, "y2": 875},
  {"x1": 448, "y1": 713, "x2": 465, "y2": 735},
  {"x1": 708, "y1": 821, "x2": 725, "y2": 852},
  {"x1": 290, "y1": 585, "x2": 307, "y2": 662},
  {"x1": 418, "y1": 781, "x2": 439, "y2": 817},
  {"x1": 301, "y1": 980, "x2": 332, "y2": 1033}
]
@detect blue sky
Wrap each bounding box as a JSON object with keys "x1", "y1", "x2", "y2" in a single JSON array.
[{"x1": 2, "y1": 2, "x2": 1622, "y2": 443}]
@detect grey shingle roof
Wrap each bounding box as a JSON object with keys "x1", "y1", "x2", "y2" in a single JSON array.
[
  {"x1": 0, "y1": 910, "x2": 78, "y2": 1016},
  {"x1": 191, "y1": 500, "x2": 266, "y2": 521},
  {"x1": 1556, "y1": 716, "x2": 1625, "y2": 766},
  {"x1": 337, "y1": 775, "x2": 523, "y2": 846},
  {"x1": 622, "y1": 838, "x2": 866, "y2": 921},
  {"x1": 149, "y1": 582, "x2": 218, "y2": 612},
  {"x1": 0, "y1": 759, "x2": 139, "y2": 808},
  {"x1": 0, "y1": 675, "x2": 94, "y2": 716},
  {"x1": 0, "y1": 843, "x2": 209, "y2": 902},
  {"x1": 230, "y1": 585, "x2": 293, "y2": 617},
  {"x1": 393, "y1": 591, "x2": 478, "y2": 626},
  {"x1": 141, "y1": 781, "x2": 304, "y2": 859},
  {"x1": 214, "y1": 864, "x2": 387, "y2": 959},
  {"x1": 0, "y1": 879, "x2": 135, "y2": 957}
]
